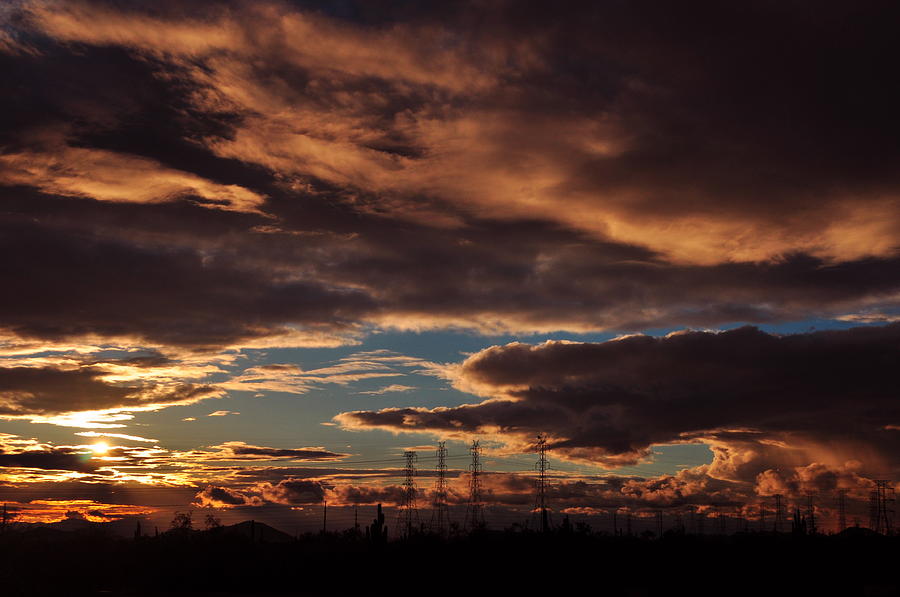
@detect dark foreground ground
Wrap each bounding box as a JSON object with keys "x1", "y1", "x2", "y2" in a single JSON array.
[{"x1": 1, "y1": 527, "x2": 897, "y2": 597}]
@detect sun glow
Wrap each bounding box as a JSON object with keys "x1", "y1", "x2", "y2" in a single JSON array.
[{"x1": 91, "y1": 441, "x2": 110, "y2": 454}]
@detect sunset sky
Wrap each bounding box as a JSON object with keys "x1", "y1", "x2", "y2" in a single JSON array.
[{"x1": 1, "y1": 0, "x2": 899, "y2": 533}]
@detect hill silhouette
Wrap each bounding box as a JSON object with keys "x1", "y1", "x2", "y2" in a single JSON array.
[{"x1": 221, "y1": 519, "x2": 294, "y2": 543}]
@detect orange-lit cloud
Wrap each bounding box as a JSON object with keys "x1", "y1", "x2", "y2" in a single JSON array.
[
  {"x1": 18, "y1": 0, "x2": 900, "y2": 265},
  {"x1": 0, "y1": 145, "x2": 267, "y2": 214},
  {"x1": 1, "y1": 499, "x2": 156, "y2": 523}
]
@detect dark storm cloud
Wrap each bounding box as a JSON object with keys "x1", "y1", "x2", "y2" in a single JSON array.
[{"x1": 337, "y1": 324, "x2": 900, "y2": 475}]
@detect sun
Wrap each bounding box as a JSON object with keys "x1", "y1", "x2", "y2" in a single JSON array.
[{"x1": 91, "y1": 441, "x2": 110, "y2": 454}]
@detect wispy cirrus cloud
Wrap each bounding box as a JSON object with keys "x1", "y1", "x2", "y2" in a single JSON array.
[{"x1": 358, "y1": 384, "x2": 416, "y2": 396}]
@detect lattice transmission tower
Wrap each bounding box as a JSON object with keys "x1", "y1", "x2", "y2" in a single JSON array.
[
  {"x1": 805, "y1": 492, "x2": 817, "y2": 534},
  {"x1": 758, "y1": 502, "x2": 766, "y2": 533},
  {"x1": 430, "y1": 441, "x2": 451, "y2": 535},
  {"x1": 836, "y1": 489, "x2": 848, "y2": 533},
  {"x1": 463, "y1": 440, "x2": 485, "y2": 531},
  {"x1": 533, "y1": 434, "x2": 551, "y2": 533},
  {"x1": 397, "y1": 450, "x2": 419, "y2": 537},
  {"x1": 773, "y1": 494, "x2": 785, "y2": 533},
  {"x1": 871, "y1": 480, "x2": 894, "y2": 534}
]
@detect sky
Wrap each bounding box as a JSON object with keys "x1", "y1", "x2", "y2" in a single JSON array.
[{"x1": 1, "y1": 0, "x2": 899, "y2": 534}]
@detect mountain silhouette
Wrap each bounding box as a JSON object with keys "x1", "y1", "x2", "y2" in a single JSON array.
[{"x1": 220, "y1": 519, "x2": 293, "y2": 543}]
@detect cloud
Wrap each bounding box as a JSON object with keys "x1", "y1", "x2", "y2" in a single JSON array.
[
  {"x1": 328, "y1": 484, "x2": 407, "y2": 506},
  {"x1": 17, "y1": 0, "x2": 900, "y2": 265},
  {"x1": 0, "y1": 0, "x2": 896, "y2": 359},
  {"x1": 193, "y1": 485, "x2": 262, "y2": 508},
  {"x1": 358, "y1": 384, "x2": 416, "y2": 395},
  {"x1": 74, "y1": 432, "x2": 158, "y2": 443},
  {"x1": 0, "y1": 216, "x2": 374, "y2": 350},
  {"x1": 217, "y1": 351, "x2": 430, "y2": 394},
  {"x1": 207, "y1": 410, "x2": 239, "y2": 417},
  {"x1": 255, "y1": 478, "x2": 327, "y2": 505},
  {"x1": 337, "y1": 324, "x2": 900, "y2": 479},
  {"x1": 1, "y1": 499, "x2": 156, "y2": 523},
  {"x1": 190, "y1": 441, "x2": 348, "y2": 462},
  {"x1": 0, "y1": 363, "x2": 221, "y2": 420},
  {"x1": 0, "y1": 145, "x2": 268, "y2": 214},
  {"x1": 0, "y1": 447, "x2": 97, "y2": 472}
]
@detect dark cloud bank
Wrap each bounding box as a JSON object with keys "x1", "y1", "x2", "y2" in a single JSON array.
[{"x1": 339, "y1": 325, "x2": 900, "y2": 482}]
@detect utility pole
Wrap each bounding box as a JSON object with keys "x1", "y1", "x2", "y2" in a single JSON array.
[
  {"x1": 430, "y1": 441, "x2": 450, "y2": 535},
  {"x1": 397, "y1": 450, "x2": 419, "y2": 537},
  {"x1": 322, "y1": 499, "x2": 327, "y2": 534},
  {"x1": 758, "y1": 502, "x2": 766, "y2": 533},
  {"x1": 836, "y1": 489, "x2": 848, "y2": 533},
  {"x1": 533, "y1": 434, "x2": 550, "y2": 533},
  {"x1": 805, "y1": 492, "x2": 817, "y2": 535},
  {"x1": 718, "y1": 508, "x2": 727, "y2": 535},
  {"x1": 656, "y1": 509, "x2": 663, "y2": 538},
  {"x1": 463, "y1": 440, "x2": 484, "y2": 531}
]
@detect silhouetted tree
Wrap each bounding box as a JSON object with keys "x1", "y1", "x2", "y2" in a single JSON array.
[
  {"x1": 204, "y1": 513, "x2": 222, "y2": 530},
  {"x1": 170, "y1": 510, "x2": 193, "y2": 532}
]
